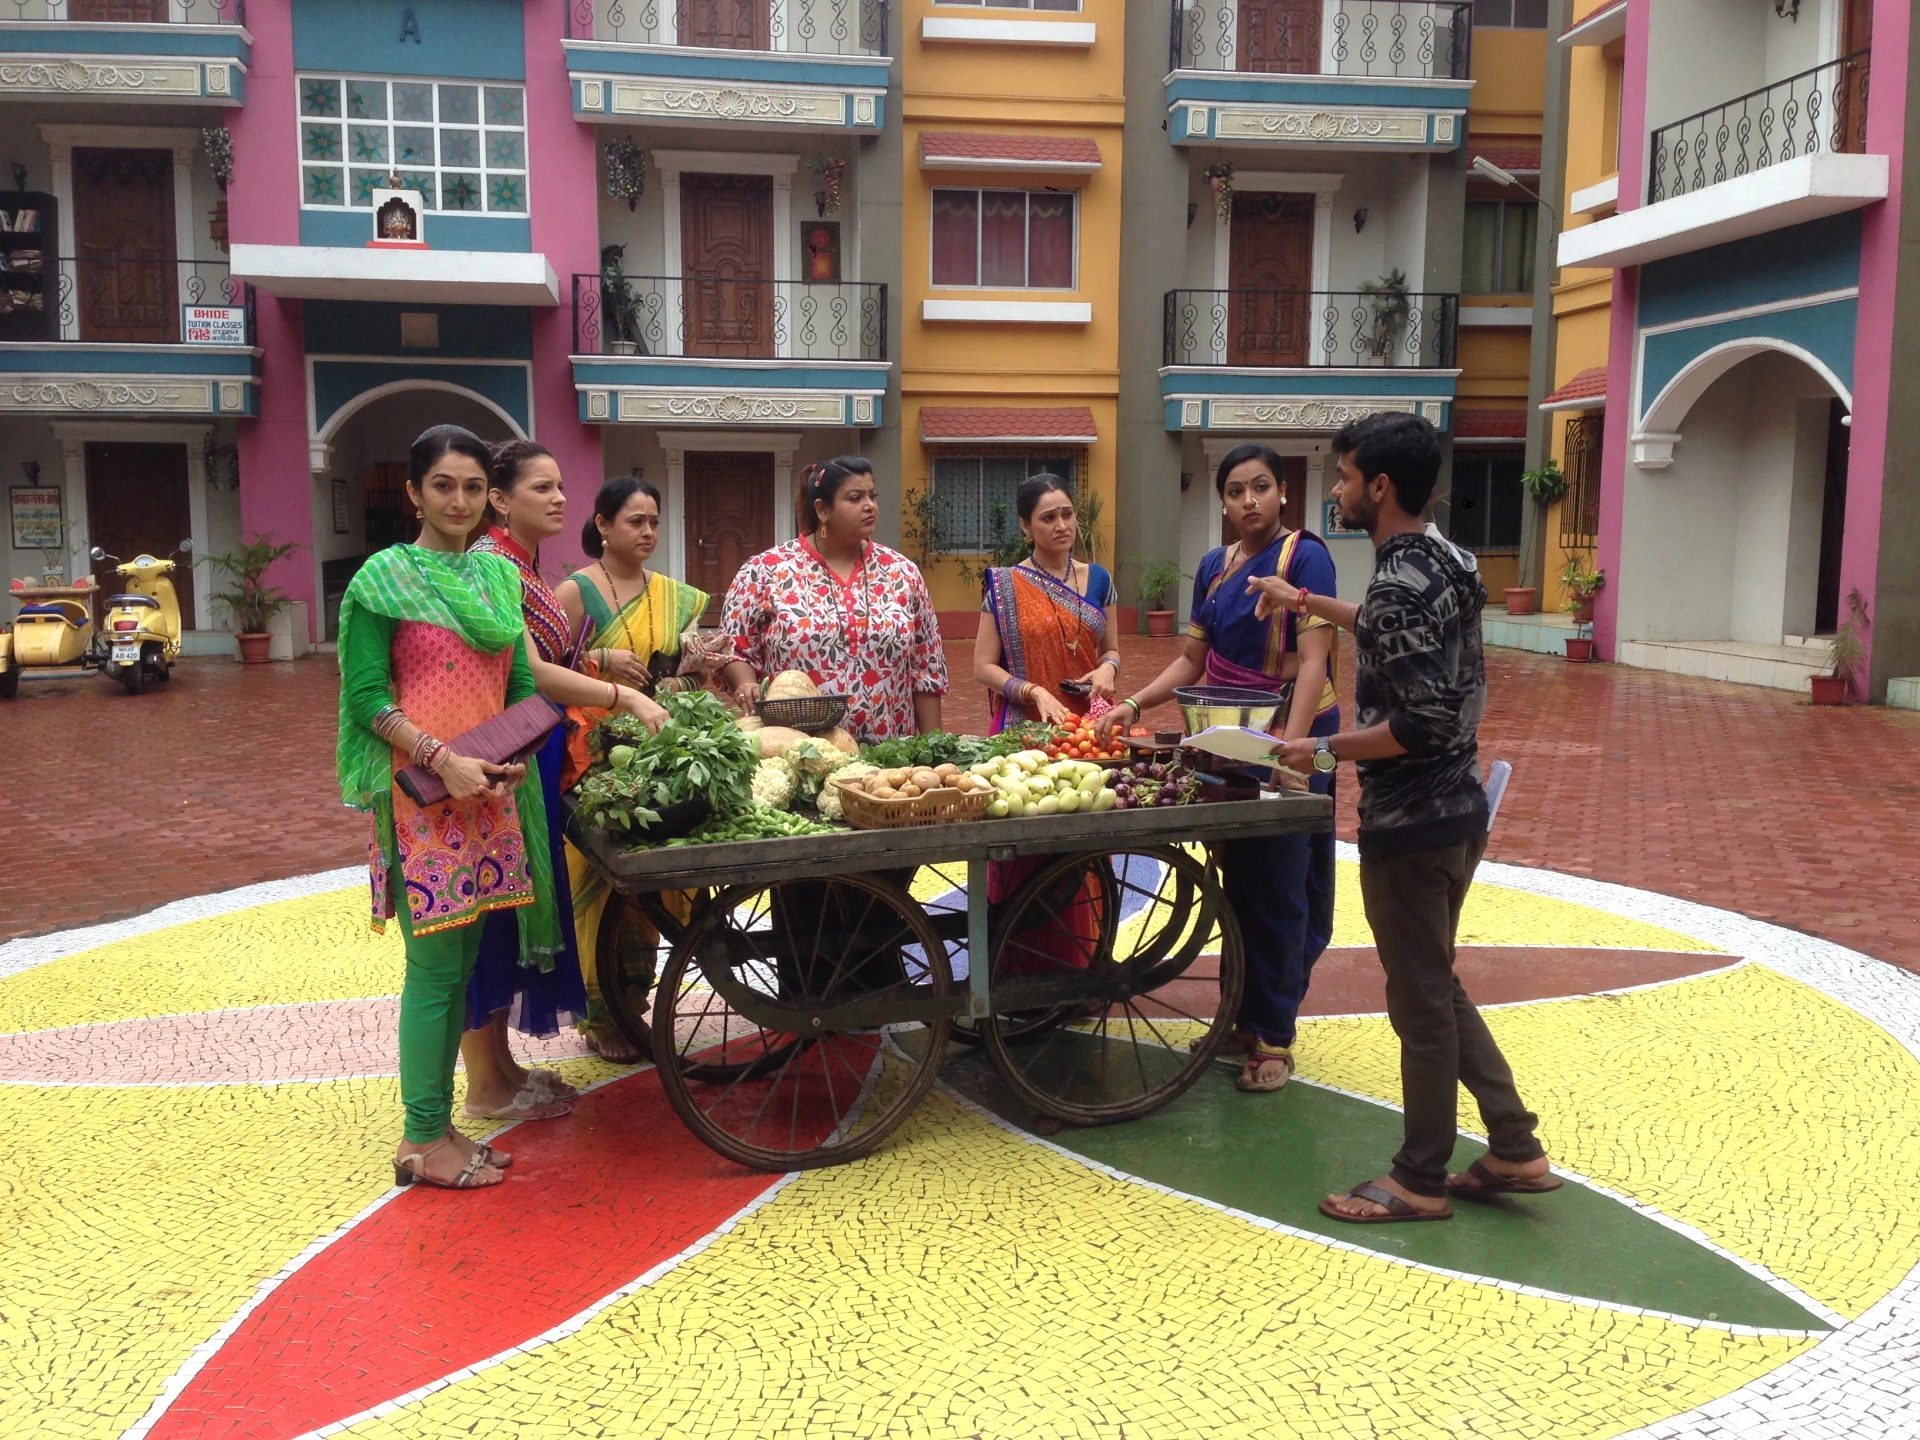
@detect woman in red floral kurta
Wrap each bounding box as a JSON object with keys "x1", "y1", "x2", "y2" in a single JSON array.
[{"x1": 722, "y1": 456, "x2": 948, "y2": 743}]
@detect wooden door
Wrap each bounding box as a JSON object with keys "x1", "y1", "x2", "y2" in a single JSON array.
[
  {"x1": 1238, "y1": 0, "x2": 1321, "y2": 74},
  {"x1": 1227, "y1": 192, "x2": 1315, "y2": 366},
  {"x1": 681, "y1": 174, "x2": 775, "y2": 359},
  {"x1": 73, "y1": 0, "x2": 169, "y2": 18},
  {"x1": 72, "y1": 148, "x2": 176, "y2": 343},
  {"x1": 678, "y1": 0, "x2": 769, "y2": 51},
  {"x1": 1815, "y1": 399, "x2": 1849, "y2": 634},
  {"x1": 1837, "y1": 0, "x2": 1872, "y2": 153},
  {"x1": 85, "y1": 442, "x2": 194, "y2": 628},
  {"x1": 1220, "y1": 456, "x2": 1307, "y2": 545},
  {"x1": 685, "y1": 451, "x2": 774, "y2": 622}
]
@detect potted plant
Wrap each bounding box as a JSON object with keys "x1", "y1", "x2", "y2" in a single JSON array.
[
  {"x1": 1128, "y1": 553, "x2": 1182, "y2": 637},
  {"x1": 203, "y1": 125, "x2": 232, "y2": 253},
  {"x1": 1811, "y1": 589, "x2": 1869, "y2": 705},
  {"x1": 1360, "y1": 269, "x2": 1411, "y2": 364},
  {"x1": 1503, "y1": 460, "x2": 1567, "y2": 615},
  {"x1": 1561, "y1": 556, "x2": 1605, "y2": 624},
  {"x1": 600, "y1": 244, "x2": 643, "y2": 355},
  {"x1": 205, "y1": 533, "x2": 301, "y2": 664},
  {"x1": 36, "y1": 520, "x2": 80, "y2": 587}
]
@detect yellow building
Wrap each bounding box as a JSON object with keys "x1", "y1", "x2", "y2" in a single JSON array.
[
  {"x1": 1451, "y1": 5, "x2": 1549, "y2": 599},
  {"x1": 898, "y1": 0, "x2": 1124, "y2": 620},
  {"x1": 1538, "y1": 0, "x2": 1625, "y2": 608}
]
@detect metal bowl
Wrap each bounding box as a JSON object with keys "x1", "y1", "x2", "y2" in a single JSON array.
[{"x1": 1172, "y1": 684, "x2": 1284, "y2": 735}]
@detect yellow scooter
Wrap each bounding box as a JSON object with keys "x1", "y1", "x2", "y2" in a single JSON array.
[{"x1": 93, "y1": 540, "x2": 191, "y2": 695}]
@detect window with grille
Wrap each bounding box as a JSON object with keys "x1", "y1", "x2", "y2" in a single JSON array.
[
  {"x1": 1561, "y1": 413, "x2": 1604, "y2": 549},
  {"x1": 931, "y1": 189, "x2": 1077, "y2": 289},
  {"x1": 1463, "y1": 199, "x2": 1537, "y2": 294},
  {"x1": 1445, "y1": 452, "x2": 1523, "y2": 553},
  {"x1": 931, "y1": 454, "x2": 1077, "y2": 551},
  {"x1": 298, "y1": 75, "x2": 528, "y2": 214}
]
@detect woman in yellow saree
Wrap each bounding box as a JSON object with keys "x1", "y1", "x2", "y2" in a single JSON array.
[{"x1": 556, "y1": 476, "x2": 713, "y2": 1063}]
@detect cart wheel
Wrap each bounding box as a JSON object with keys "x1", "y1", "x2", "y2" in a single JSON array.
[
  {"x1": 982, "y1": 845, "x2": 1243, "y2": 1126},
  {"x1": 651, "y1": 873, "x2": 954, "y2": 1171},
  {"x1": 946, "y1": 857, "x2": 1118, "y2": 1049}
]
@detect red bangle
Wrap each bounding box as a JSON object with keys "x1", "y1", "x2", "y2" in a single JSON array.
[{"x1": 1295, "y1": 587, "x2": 1312, "y2": 615}]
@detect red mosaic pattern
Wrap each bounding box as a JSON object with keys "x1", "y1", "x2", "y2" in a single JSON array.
[
  {"x1": 920, "y1": 406, "x2": 1099, "y2": 442},
  {"x1": 920, "y1": 132, "x2": 1102, "y2": 167}
]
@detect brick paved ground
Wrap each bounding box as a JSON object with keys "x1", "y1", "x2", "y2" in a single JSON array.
[{"x1": 6, "y1": 644, "x2": 1918, "y2": 974}]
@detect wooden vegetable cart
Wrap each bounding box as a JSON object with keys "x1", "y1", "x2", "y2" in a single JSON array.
[{"x1": 566, "y1": 794, "x2": 1334, "y2": 1171}]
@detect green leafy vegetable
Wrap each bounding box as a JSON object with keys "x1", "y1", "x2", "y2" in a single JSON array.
[
  {"x1": 856, "y1": 730, "x2": 1023, "y2": 772},
  {"x1": 650, "y1": 806, "x2": 839, "y2": 848},
  {"x1": 576, "y1": 691, "x2": 760, "y2": 841}
]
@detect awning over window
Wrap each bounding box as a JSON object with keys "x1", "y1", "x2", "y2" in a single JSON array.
[
  {"x1": 1559, "y1": 0, "x2": 1626, "y2": 48},
  {"x1": 921, "y1": 406, "x2": 1098, "y2": 444},
  {"x1": 1453, "y1": 410, "x2": 1528, "y2": 443},
  {"x1": 1469, "y1": 144, "x2": 1541, "y2": 175},
  {"x1": 919, "y1": 133, "x2": 1102, "y2": 172},
  {"x1": 1540, "y1": 367, "x2": 1609, "y2": 411}
]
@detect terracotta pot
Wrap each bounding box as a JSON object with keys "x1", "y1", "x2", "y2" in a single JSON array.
[
  {"x1": 1809, "y1": 674, "x2": 1848, "y2": 706},
  {"x1": 1146, "y1": 609, "x2": 1176, "y2": 638},
  {"x1": 237, "y1": 632, "x2": 272, "y2": 664},
  {"x1": 1116, "y1": 605, "x2": 1139, "y2": 635},
  {"x1": 1573, "y1": 596, "x2": 1595, "y2": 624},
  {"x1": 1503, "y1": 587, "x2": 1537, "y2": 617},
  {"x1": 1564, "y1": 636, "x2": 1595, "y2": 663}
]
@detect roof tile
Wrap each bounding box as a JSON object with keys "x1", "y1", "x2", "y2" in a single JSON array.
[
  {"x1": 921, "y1": 406, "x2": 1099, "y2": 442},
  {"x1": 920, "y1": 132, "x2": 1102, "y2": 169}
]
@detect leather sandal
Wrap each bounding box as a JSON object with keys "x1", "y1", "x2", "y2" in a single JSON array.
[
  {"x1": 1236, "y1": 1041, "x2": 1295, "y2": 1092},
  {"x1": 1447, "y1": 1158, "x2": 1563, "y2": 1197},
  {"x1": 445, "y1": 1125, "x2": 511, "y2": 1170},
  {"x1": 1319, "y1": 1182, "x2": 1452, "y2": 1225},
  {"x1": 394, "y1": 1137, "x2": 503, "y2": 1190},
  {"x1": 522, "y1": 1067, "x2": 578, "y2": 1100},
  {"x1": 462, "y1": 1084, "x2": 571, "y2": 1122},
  {"x1": 1193, "y1": 1026, "x2": 1254, "y2": 1057}
]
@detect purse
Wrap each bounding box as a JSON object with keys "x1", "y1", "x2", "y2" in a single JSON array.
[{"x1": 395, "y1": 695, "x2": 566, "y2": 806}]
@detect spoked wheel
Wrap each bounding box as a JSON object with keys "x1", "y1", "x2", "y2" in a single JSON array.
[
  {"x1": 982, "y1": 845, "x2": 1243, "y2": 1126},
  {"x1": 947, "y1": 856, "x2": 1118, "y2": 1048},
  {"x1": 651, "y1": 873, "x2": 955, "y2": 1171}
]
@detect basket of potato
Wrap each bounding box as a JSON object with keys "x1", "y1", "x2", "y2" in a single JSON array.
[{"x1": 828, "y1": 763, "x2": 995, "y2": 830}]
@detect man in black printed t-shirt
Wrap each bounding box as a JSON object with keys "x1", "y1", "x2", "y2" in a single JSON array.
[{"x1": 1258, "y1": 411, "x2": 1559, "y2": 1224}]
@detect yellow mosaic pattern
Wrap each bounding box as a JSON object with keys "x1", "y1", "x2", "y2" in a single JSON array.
[
  {"x1": 332, "y1": 1087, "x2": 1811, "y2": 1440},
  {"x1": 1, "y1": 892, "x2": 407, "y2": 1033},
  {"x1": 1295, "y1": 961, "x2": 1920, "y2": 1318}
]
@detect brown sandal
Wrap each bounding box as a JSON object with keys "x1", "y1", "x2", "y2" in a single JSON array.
[
  {"x1": 1236, "y1": 1042, "x2": 1294, "y2": 1093},
  {"x1": 393, "y1": 1137, "x2": 503, "y2": 1190},
  {"x1": 445, "y1": 1126, "x2": 511, "y2": 1170},
  {"x1": 1447, "y1": 1158, "x2": 1564, "y2": 1197},
  {"x1": 1319, "y1": 1182, "x2": 1452, "y2": 1224},
  {"x1": 584, "y1": 1026, "x2": 641, "y2": 1066}
]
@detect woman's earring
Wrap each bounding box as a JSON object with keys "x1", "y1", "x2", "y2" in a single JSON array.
[{"x1": 414, "y1": 509, "x2": 424, "y2": 519}]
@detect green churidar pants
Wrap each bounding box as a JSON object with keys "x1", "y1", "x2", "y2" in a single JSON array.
[{"x1": 395, "y1": 896, "x2": 487, "y2": 1145}]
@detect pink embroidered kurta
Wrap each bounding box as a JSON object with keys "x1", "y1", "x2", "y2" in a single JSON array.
[
  {"x1": 370, "y1": 620, "x2": 533, "y2": 934},
  {"x1": 722, "y1": 538, "x2": 949, "y2": 743}
]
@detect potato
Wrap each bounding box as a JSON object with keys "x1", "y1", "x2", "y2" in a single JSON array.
[
  {"x1": 910, "y1": 768, "x2": 941, "y2": 790},
  {"x1": 872, "y1": 785, "x2": 898, "y2": 799},
  {"x1": 885, "y1": 768, "x2": 911, "y2": 787},
  {"x1": 898, "y1": 783, "x2": 922, "y2": 799},
  {"x1": 933, "y1": 763, "x2": 960, "y2": 781},
  {"x1": 765, "y1": 669, "x2": 820, "y2": 700}
]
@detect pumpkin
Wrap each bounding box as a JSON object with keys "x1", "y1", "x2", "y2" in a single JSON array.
[
  {"x1": 752, "y1": 726, "x2": 812, "y2": 758},
  {"x1": 821, "y1": 726, "x2": 857, "y2": 755},
  {"x1": 764, "y1": 670, "x2": 819, "y2": 701}
]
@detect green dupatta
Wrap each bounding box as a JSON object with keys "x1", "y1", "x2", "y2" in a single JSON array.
[{"x1": 336, "y1": 543, "x2": 561, "y2": 965}]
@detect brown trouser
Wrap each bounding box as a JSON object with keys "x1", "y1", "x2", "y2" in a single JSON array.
[{"x1": 1358, "y1": 831, "x2": 1545, "y2": 1196}]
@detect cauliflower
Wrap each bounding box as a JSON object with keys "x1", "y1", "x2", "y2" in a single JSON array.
[
  {"x1": 815, "y1": 761, "x2": 873, "y2": 823},
  {"x1": 750, "y1": 757, "x2": 795, "y2": 810}
]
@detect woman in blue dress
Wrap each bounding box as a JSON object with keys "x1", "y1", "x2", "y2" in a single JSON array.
[{"x1": 1097, "y1": 443, "x2": 1340, "y2": 1092}]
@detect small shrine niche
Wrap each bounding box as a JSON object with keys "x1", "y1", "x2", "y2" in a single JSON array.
[{"x1": 368, "y1": 175, "x2": 427, "y2": 249}]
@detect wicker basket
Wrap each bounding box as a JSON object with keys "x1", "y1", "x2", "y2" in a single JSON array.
[
  {"x1": 830, "y1": 776, "x2": 992, "y2": 830},
  {"x1": 755, "y1": 693, "x2": 849, "y2": 734}
]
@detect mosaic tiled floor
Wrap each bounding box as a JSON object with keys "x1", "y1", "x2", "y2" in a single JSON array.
[{"x1": 4, "y1": 855, "x2": 1918, "y2": 1440}]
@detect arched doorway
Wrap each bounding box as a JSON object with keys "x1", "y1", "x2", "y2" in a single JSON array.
[
  {"x1": 1619, "y1": 347, "x2": 1849, "y2": 649},
  {"x1": 315, "y1": 387, "x2": 520, "y2": 640}
]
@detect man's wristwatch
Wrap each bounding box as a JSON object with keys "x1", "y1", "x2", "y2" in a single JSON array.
[{"x1": 1312, "y1": 737, "x2": 1338, "y2": 773}]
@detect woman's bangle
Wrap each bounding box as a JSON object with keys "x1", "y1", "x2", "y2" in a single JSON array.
[
  {"x1": 423, "y1": 740, "x2": 450, "y2": 774},
  {"x1": 1098, "y1": 654, "x2": 1120, "y2": 674},
  {"x1": 1000, "y1": 675, "x2": 1022, "y2": 703},
  {"x1": 1120, "y1": 697, "x2": 1142, "y2": 719},
  {"x1": 410, "y1": 730, "x2": 439, "y2": 767},
  {"x1": 372, "y1": 704, "x2": 405, "y2": 741},
  {"x1": 607, "y1": 681, "x2": 620, "y2": 708},
  {"x1": 1294, "y1": 587, "x2": 1312, "y2": 615},
  {"x1": 1022, "y1": 683, "x2": 1037, "y2": 706}
]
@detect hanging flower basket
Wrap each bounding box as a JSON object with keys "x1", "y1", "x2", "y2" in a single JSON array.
[
  {"x1": 1204, "y1": 163, "x2": 1235, "y2": 224},
  {"x1": 805, "y1": 156, "x2": 846, "y2": 216},
  {"x1": 604, "y1": 138, "x2": 646, "y2": 212}
]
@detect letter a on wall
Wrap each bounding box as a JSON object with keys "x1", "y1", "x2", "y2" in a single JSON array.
[{"x1": 400, "y1": 7, "x2": 421, "y2": 42}]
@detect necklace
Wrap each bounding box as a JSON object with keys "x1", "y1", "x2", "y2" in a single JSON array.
[
  {"x1": 1024, "y1": 555, "x2": 1086, "y2": 661},
  {"x1": 600, "y1": 559, "x2": 653, "y2": 655}
]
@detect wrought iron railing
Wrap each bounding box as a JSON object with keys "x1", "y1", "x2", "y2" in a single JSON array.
[
  {"x1": 3, "y1": 259, "x2": 251, "y2": 345},
  {"x1": 1164, "y1": 288, "x2": 1457, "y2": 369},
  {"x1": 575, "y1": 273, "x2": 887, "y2": 361},
  {"x1": 566, "y1": 0, "x2": 886, "y2": 55},
  {"x1": 2, "y1": 0, "x2": 243, "y2": 22},
  {"x1": 1559, "y1": 411, "x2": 1603, "y2": 549},
  {"x1": 1649, "y1": 49, "x2": 1871, "y2": 204},
  {"x1": 1169, "y1": 0, "x2": 1470, "y2": 80}
]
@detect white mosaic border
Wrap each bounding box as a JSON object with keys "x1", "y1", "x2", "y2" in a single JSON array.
[{"x1": 1333, "y1": 842, "x2": 1920, "y2": 1440}]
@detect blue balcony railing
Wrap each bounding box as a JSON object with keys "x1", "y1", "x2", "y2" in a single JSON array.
[
  {"x1": 1165, "y1": 288, "x2": 1458, "y2": 369},
  {"x1": 1169, "y1": 0, "x2": 1470, "y2": 81},
  {"x1": 1648, "y1": 49, "x2": 1871, "y2": 204},
  {"x1": 566, "y1": 0, "x2": 886, "y2": 56}
]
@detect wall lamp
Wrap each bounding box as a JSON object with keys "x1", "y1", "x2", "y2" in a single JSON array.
[
  {"x1": 1472, "y1": 155, "x2": 1557, "y2": 219},
  {"x1": 1352, "y1": 207, "x2": 1368, "y2": 232}
]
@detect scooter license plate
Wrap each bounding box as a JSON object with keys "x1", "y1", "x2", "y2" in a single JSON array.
[{"x1": 111, "y1": 644, "x2": 138, "y2": 663}]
